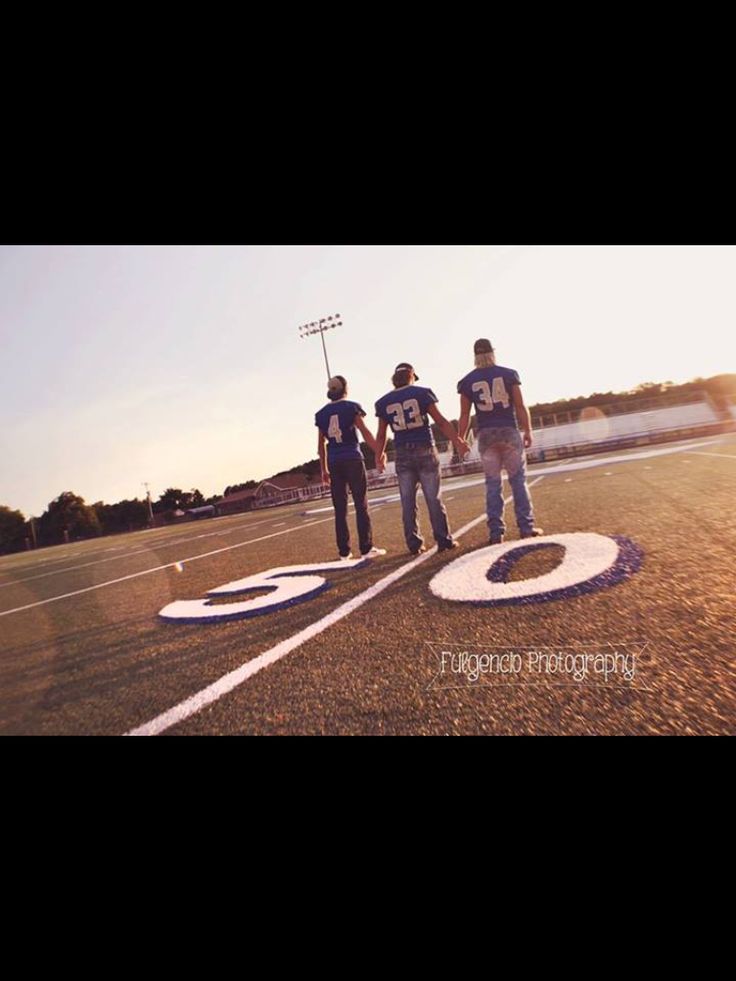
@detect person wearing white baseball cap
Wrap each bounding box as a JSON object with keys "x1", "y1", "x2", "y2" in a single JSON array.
[{"x1": 374, "y1": 362, "x2": 469, "y2": 555}]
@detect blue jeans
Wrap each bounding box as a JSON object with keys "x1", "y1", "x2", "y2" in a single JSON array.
[
  {"x1": 394, "y1": 443, "x2": 453, "y2": 550},
  {"x1": 329, "y1": 457, "x2": 372, "y2": 557},
  {"x1": 478, "y1": 427, "x2": 535, "y2": 536}
]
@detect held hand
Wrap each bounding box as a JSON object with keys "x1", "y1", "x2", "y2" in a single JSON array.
[
  {"x1": 523, "y1": 431, "x2": 532, "y2": 449},
  {"x1": 376, "y1": 453, "x2": 387, "y2": 473},
  {"x1": 322, "y1": 469, "x2": 331, "y2": 485},
  {"x1": 454, "y1": 437, "x2": 470, "y2": 459}
]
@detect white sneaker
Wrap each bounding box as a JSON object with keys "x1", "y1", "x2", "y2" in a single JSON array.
[
  {"x1": 361, "y1": 546, "x2": 387, "y2": 558},
  {"x1": 338, "y1": 552, "x2": 354, "y2": 561}
]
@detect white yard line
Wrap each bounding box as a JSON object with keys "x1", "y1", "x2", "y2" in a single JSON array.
[
  {"x1": 691, "y1": 451, "x2": 736, "y2": 461},
  {"x1": 303, "y1": 493, "x2": 401, "y2": 515},
  {"x1": 320, "y1": 440, "x2": 721, "y2": 509},
  {"x1": 0, "y1": 517, "x2": 276, "y2": 589},
  {"x1": 125, "y1": 478, "x2": 544, "y2": 736},
  {"x1": 505, "y1": 439, "x2": 727, "y2": 481},
  {"x1": 0, "y1": 518, "x2": 334, "y2": 619}
]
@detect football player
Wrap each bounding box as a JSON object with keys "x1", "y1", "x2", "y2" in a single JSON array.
[
  {"x1": 315, "y1": 375, "x2": 387, "y2": 560},
  {"x1": 457, "y1": 338, "x2": 543, "y2": 545},
  {"x1": 374, "y1": 362, "x2": 469, "y2": 555}
]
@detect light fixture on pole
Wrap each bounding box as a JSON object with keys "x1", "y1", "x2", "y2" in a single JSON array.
[{"x1": 297, "y1": 314, "x2": 343, "y2": 381}]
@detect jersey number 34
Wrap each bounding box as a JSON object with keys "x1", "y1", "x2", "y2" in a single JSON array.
[{"x1": 472, "y1": 378, "x2": 510, "y2": 411}]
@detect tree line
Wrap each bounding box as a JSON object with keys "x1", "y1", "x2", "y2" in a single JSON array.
[{"x1": 0, "y1": 487, "x2": 224, "y2": 554}]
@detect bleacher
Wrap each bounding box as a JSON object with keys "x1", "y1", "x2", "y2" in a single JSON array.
[
  {"x1": 530, "y1": 401, "x2": 720, "y2": 455},
  {"x1": 440, "y1": 394, "x2": 728, "y2": 475}
]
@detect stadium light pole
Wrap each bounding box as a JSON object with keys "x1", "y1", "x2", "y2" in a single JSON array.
[
  {"x1": 297, "y1": 314, "x2": 343, "y2": 382},
  {"x1": 143, "y1": 482, "x2": 154, "y2": 528}
]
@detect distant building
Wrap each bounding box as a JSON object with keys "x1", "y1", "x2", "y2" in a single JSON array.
[
  {"x1": 216, "y1": 487, "x2": 260, "y2": 515},
  {"x1": 216, "y1": 474, "x2": 327, "y2": 515},
  {"x1": 185, "y1": 505, "x2": 216, "y2": 520}
]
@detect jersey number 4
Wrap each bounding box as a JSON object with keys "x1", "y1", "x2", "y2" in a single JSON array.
[
  {"x1": 472, "y1": 378, "x2": 510, "y2": 411},
  {"x1": 328, "y1": 414, "x2": 343, "y2": 443}
]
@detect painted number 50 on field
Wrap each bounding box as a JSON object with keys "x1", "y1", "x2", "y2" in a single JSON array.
[{"x1": 159, "y1": 534, "x2": 643, "y2": 624}]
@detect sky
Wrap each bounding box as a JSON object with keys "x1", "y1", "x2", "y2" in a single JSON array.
[{"x1": 1, "y1": 245, "x2": 735, "y2": 517}]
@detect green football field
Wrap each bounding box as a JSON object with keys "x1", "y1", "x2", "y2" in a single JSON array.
[{"x1": 1, "y1": 433, "x2": 735, "y2": 735}]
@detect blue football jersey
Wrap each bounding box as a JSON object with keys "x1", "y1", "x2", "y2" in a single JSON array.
[
  {"x1": 375, "y1": 385, "x2": 438, "y2": 446},
  {"x1": 457, "y1": 365, "x2": 520, "y2": 429},
  {"x1": 315, "y1": 399, "x2": 366, "y2": 462}
]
